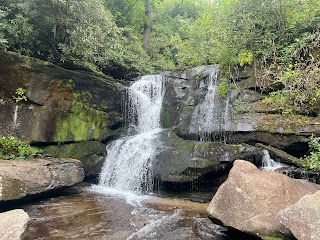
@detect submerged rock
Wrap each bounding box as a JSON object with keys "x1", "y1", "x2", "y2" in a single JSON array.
[
  {"x1": 0, "y1": 158, "x2": 84, "y2": 201},
  {"x1": 207, "y1": 160, "x2": 320, "y2": 240},
  {"x1": 0, "y1": 209, "x2": 29, "y2": 240},
  {"x1": 278, "y1": 191, "x2": 320, "y2": 240}
]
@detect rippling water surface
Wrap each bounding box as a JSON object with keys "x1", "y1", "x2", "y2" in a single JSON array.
[{"x1": 22, "y1": 186, "x2": 227, "y2": 240}]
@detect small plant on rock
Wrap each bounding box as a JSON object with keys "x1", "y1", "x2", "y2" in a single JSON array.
[
  {"x1": 306, "y1": 136, "x2": 320, "y2": 170},
  {"x1": 0, "y1": 136, "x2": 41, "y2": 160},
  {"x1": 13, "y1": 88, "x2": 27, "y2": 102}
]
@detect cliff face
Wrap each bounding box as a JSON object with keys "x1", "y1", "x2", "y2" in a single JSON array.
[
  {"x1": 161, "y1": 66, "x2": 320, "y2": 155},
  {"x1": 0, "y1": 51, "x2": 125, "y2": 143}
]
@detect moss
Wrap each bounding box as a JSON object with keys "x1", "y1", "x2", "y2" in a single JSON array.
[
  {"x1": 161, "y1": 102, "x2": 174, "y2": 128},
  {"x1": 257, "y1": 114, "x2": 315, "y2": 134},
  {"x1": 54, "y1": 101, "x2": 109, "y2": 142}
]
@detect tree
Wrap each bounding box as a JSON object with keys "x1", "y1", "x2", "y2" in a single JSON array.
[{"x1": 143, "y1": 0, "x2": 151, "y2": 50}]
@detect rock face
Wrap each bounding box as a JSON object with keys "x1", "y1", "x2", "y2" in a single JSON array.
[
  {"x1": 278, "y1": 191, "x2": 320, "y2": 240},
  {"x1": 0, "y1": 158, "x2": 84, "y2": 201},
  {"x1": 0, "y1": 51, "x2": 124, "y2": 143},
  {"x1": 161, "y1": 66, "x2": 320, "y2": 150},
  {"x1": 153, "y1": 130, "x2": 261, "y2": 183},
  {"x1": 0, "y1": 209, "x2": 29, "y2": 240},
  {"x1": 206, "y1": 160, "x2": 320, "y2": 239}
]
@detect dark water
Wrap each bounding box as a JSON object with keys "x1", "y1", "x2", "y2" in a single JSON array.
[{"x1": 22, "y1": 187, "x2": 228, "y2": 240}]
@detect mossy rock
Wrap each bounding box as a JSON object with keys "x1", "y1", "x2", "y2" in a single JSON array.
[
  {"x1": 41, "y1": 141, "x2": 106, "y2": 177},
  {"x1": 0, "y1": 51, "x2": 125, "y2": 143},
  {"x1": 153, "y1": 130, "x2": 261, "y2": 184}
]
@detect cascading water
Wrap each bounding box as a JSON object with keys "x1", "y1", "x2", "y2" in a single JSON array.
[
  {"x1": 98, "y1": 75, "x2": 165, "y2": 194},
  {"x1": 189, "y1": 67, "x2": 231, "y2": 141},
  {"x1": 260, "y1": 150, "x2": 287, "y2": 171}
]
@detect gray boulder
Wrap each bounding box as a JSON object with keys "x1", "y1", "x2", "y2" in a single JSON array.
[
  {"x1": 0, "y1": 158, "x2": 84, "y2": 201},
  {"x1": 0, "y1": 209, "x2": 29, "y2": 240}
]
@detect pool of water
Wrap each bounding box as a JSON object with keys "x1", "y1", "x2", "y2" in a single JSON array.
[{"x1": 22, "y1": 186, "x2": 228, "y2": 240}]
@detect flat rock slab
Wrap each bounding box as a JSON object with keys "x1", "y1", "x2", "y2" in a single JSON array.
[
  {"x1": 0, "y1": 209, "x2": 29, "y2": 240},
  {"x1": 279, "y1": 191, "x2": 320, "y2": 240},
  {"x1": 0, "y1": 158, "x2": 84, "y2": 201},
  {"x1": 207, "y1": 160, "x2": 320, "y2": 239}
]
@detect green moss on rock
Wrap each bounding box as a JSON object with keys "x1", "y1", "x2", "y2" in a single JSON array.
[{"x1": 54, "y1": 101, "x2": 109, "y2": 142}]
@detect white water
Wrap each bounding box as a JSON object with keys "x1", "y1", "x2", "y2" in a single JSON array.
[
  {"x1": 97, "y1": 75, "x2": 165, "y2": 195},
  {"x1": 126, "y1": 75, "x2": 165, "y2": 133},
  {"x1": 189, "y1": 67, "x2": 231, "y2": 141},
  {"x1": 260, "y1": 150, "x2": 287, "y2": 171}
]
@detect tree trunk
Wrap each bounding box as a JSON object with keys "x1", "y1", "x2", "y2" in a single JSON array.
[{"x1": 143, "y1": 0, "x2": 151, "y2": 51}]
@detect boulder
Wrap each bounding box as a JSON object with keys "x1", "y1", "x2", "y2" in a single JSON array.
[
  {"x1": 0, "y1": 158, "x2": 84, "y2": 201},
  {"x1": 206, "y1": 160, "x2": 320, "y2": 239},
  {"x1": 153, "y1": 130, "x2": 261, "y2": 183},
  {"x1": 278, "y1": 191, "x2": 320, "y2": 240},
  {"x1": 0, "y1": 51, "x2": 124, "y2": 143},
  {"x1": 0, "y1": 209, "x2": 29, "y2": 240}
]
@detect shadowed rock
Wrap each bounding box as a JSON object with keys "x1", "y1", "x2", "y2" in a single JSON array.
[
  {"x1": 153, "y1": 130, "x2": 261, "y2": 183},
  {"x1": 207, "y1": 160, "x2": 320, "y2": 240}
]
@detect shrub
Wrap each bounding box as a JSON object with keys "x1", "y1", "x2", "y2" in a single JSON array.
[
  {"x1": 306, "y1": 136, "x2": 320, "y2": 170},
  {"x1": 0, "y1": 136, "x2": 41, "y2": 160}
]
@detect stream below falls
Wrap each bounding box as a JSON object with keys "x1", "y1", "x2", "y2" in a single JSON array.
[{"x1": 21, "y1": 185, "x2": 228, "y2": 240}]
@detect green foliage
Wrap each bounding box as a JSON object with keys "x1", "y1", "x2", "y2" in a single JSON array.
[
  {"x1": 238, "y1": 50, "x2": 253, "y2": 67},
  {"x1": 306, "y1": 136, "x2": 320, "y2": 170},
  {"x1": 0, "y1": 9, "x2": 8, "y2": 48},
  {"x1": 13, "y1": 87, "x2": 27, "y2": 102},
  {"x1": 0, "y1": 136, "x2": 42, "y2": 160},
  {"x1": 218, "y1": 78, "x2": 229, "y2": 98},
  {"x1": 0, "y1": 0, "x2": 319, "y2": 89},
  {"x1": 261, "y1": 59, "x2": 320, "y2": 115}
]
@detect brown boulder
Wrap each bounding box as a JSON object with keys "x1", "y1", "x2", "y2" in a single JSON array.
[
  {"x1": 207, "y1": 160, "x2": 320, "y2": 239},
  {"x1": 278, "y1": 191, "x2": 320, "y2": 240},
  {"x1": 0, "y1": 158, "x2": 84, "y2": 201},
  {"x1": 0, "y1": 209, "x2": 29, "y2": 240}
]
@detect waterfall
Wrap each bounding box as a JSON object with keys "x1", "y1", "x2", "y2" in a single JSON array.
[
  {"x1": 189, "y1": 67, "x2": 231, "y2": 141},
  {"x1": 98, "y1": 75, "x2": 165, "y2": 194},
  {"x1": 260, "y1": 150, "x2": 287, "y2": 171}
]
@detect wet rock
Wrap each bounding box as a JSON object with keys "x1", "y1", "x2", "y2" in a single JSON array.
[
  {"x1": 207, "y1": 160, "x2": 320, "y2": 240},
  {"x1": 278, "y1": 191, "x2": 320, "y2": 240},
  {"x1": 154, "y1": 130, "x2": 261, "y2": 183},
  {"x1": 0, "y1": 158, "x2": 84, "y2": 201},
  {"x1": 0, "y1": 209, "x2": 29, "y2": 240},
  {"x1": 256, "y1": 143, "x2": 307, "y2": 168},
  {"x1": 161, "y1": 66, "x2": 320, "y2": 149},
  {"x1": 0, "y1": 51, "x2": 124, "y2": 143},
  {"x1": 41, "y1": 141, "x2": 106, "y2": 179}
]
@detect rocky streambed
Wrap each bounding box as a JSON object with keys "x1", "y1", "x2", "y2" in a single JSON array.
[{"x1": 21, "y1": 186, "x2": 228, "y2": 240}]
